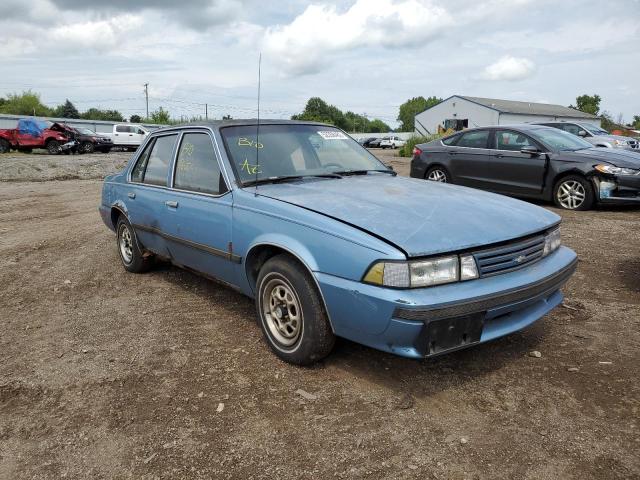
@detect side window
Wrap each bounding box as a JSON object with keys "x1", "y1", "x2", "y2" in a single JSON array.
[
  {"x1": 142, "y1": 134, "x2": 178, "y2": 186},
  {"x1": 494, "y1": 130, "x2": 536, "y2": 151},
  {"x1": 561, "y1": 124, "x2": 582, "y2": 135},
  {"x1": 115, "y1": 125, "x2": 129, "y2": 133},
  {"x1": 130, "y1": 138, "x2": 155, "y2": 183},
  {"x1": 456, "y1": 130, "x2": 490, "y2": 148},
  {"x1": 174, "y1": 133, "x2": 226, "y2": 195}
]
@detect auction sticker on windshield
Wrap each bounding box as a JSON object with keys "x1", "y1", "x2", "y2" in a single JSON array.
[{"x1": 318, "y1": 131, "x2": 348, "y2": 140}]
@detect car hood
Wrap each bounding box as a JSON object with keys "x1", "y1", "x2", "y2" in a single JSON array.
[
  {"x1": 562, "y1": 147, "x2": 640, "y2": 168},
  {"x1": 253, "y1": 175, "x2": 560, "y2": 257}
]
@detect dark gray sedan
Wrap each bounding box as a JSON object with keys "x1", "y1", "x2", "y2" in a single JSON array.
[{"x1": 410, "y1": 125, "x2": 640, "y2": 210}]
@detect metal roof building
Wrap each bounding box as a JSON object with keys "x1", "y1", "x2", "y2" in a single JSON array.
[{"x1": 414, "y1": 95, "x2": 601, "y2": 135}]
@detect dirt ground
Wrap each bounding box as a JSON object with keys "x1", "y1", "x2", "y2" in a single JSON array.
[{"x1": 0, "y1": 149, "x2": 639, "y2": 480}]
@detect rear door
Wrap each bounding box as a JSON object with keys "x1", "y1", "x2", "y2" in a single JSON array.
[
  {"x1": 114, "y1": 125, "x2": 134, "y2": 145},
  {"x1": 126, "y1": 133, "x2": 179, "y2": 256},
  {"x1": 445, "y1": 129, "x2": 492, "y2": 188},
  {"x1": 160, "y1": 130, "x2": 236, "y2": 285},
  {"x1": 487, "y1": 129, "x2": 546, "y2": 196}
]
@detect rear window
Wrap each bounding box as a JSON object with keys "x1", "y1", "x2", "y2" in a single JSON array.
[
  {"x1": 442, "y1": 134, "x2": 460, "y2": 146},
  {"x1": 456, "y1": 130, "x2": 490, "y2": 148},
  {"x1": 115, "y1": 125, "x2": 131, "y2": 133}
]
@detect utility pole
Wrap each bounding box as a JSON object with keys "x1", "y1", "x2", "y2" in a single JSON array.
[
  {"x1": 205, "y1": 103, "x2": 208, "y2": 121},
  {"x1": 143, "y1": 83, "x2": 149, "y2": 119}
]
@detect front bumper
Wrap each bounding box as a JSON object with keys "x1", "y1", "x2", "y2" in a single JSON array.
[
  {"x1": 316, "y1": 246, "x2": 577, "y2": 359},
  {"x1": 596, "y1": 174, "x2": 640, "y2": 204}
]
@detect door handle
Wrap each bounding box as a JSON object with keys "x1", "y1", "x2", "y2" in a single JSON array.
[
  {"x1": 165, "y1": 200, "x2": 178, "y2": 208},
  {"x1": 127, "y1": 192, "x2": 136, "y2": 199},
  {"x1": 448, "y1": 150, "x2": 458, "y2": 155},
  {"x1": 495, "y1": 153, "x2": 504, "y2": 158}
]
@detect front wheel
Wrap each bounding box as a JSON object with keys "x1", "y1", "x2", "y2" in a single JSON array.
[
  {"x1": 80, "y1": 141, "x2": 94, "y2": 153},
  {"x1": 256, "y1": 255, "x2": 335, "y2": 365},
  {"x1": 553, "y1": 175, "x2": 594, "y2": 210},
  {"x1": 46, "y1": 140, "x2": 60, "y2": 155},
  {"x1": 425, "y1": 165, "x2": 450, "y2": 183}
]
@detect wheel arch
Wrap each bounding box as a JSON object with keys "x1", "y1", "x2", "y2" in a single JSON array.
[
  {"x1": 424, "y1": 162, "x2": 451, "y2": 180},
  {"x1": 244, "y1": 241, "x2": 335, "y2": 333}
]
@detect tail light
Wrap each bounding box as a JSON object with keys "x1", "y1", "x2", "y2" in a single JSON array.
[{"x1": 412, "y1": 146, "x2": 423, "y2": 157}]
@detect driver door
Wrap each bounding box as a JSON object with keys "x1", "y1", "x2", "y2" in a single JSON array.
[{"x1": 487, "y1": 129, "x2": 546, "y2": 196}]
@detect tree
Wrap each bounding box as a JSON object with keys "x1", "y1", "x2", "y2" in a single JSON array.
[
  {"x1": 397, "y1": 96, "x2": 442, "y2": 132},
  {"x1": 55, "y1": 99, "x2": 80, "y2": 119},
  {"x1": 368, "y1": 119, "x2": 391, "y2": 133},
  {"x1": 81, "y1": 108, "x2": 124, "y2": 121},
  {"x1": 573, "y1": 94, "x2": 601, "y2": 116},
  {"x1": 129, "y1": 114, "x2": 142, "y2": 123},
  {"x1": 292, "y1": 97, "x2": 390, "y2": 132},
  {"x1": 0, "y1": 90, "x2": 52, "y2": 116},
  {"x1": 222, "y1": 114, "x2": 233, "y2": 120},
  {"x1": 632, "y1": 115, "x2": 640, "y2": 129},
  {"x1": 149, "y1": 107, "x2": 171, "y2": 124}
]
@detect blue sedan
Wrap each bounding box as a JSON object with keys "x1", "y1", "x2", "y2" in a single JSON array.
[{"x1": 99, "y1": 120, "x2": 577, "y2": 365}]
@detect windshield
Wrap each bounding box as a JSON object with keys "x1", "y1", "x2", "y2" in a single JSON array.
[
  {"x1": 529, "y1": 127, "x2": 593, "y2": 151},
  {"x1": 582, "y1": 124, "x2": 609, "y2": 135},
  {"x1": 220, "y1": 124, "x2": 388, "y2": 185}
]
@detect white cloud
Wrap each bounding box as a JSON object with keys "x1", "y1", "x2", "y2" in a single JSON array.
[
  {"x1": 263, "y1": 0, "x2": 453, "y2": 75},
  {"x1": 481, "y1": 56, "x2": 536, "y2": 81},
  {"x1": 49, "y1": 14, "x2": 144, "y2": 51}
]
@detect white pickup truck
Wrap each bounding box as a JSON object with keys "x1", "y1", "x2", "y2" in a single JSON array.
[{"x1": 104, "y1": 124, "x2": 149, "y2": 150}]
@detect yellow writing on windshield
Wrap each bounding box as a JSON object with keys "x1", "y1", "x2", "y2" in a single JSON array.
[
  {"x1": 238, "y1": 137, "x2": 264, "y2": 149},
  {"x1": 240, "y1": 158, "x2": 261, "y2": 174}
]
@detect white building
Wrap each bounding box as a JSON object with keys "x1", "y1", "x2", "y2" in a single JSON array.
[{"x1": 414, "y1": 95, "x2": 601, "y2": 135}]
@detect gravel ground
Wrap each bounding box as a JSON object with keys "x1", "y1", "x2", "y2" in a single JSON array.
[{"x1": 0, "y1": 149, "x2": 639, "y2": 479}]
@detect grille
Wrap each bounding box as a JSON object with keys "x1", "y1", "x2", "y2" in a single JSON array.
[
  {"x1": 628, "y1": 140, "x2": 639, "y2": 149},
  {"x1": 473, "y1": 234, "x2": 545, "y2": 277}
]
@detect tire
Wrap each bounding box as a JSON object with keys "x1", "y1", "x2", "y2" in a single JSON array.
[
  {"x1": 46, "y1": 139, "x2": 60, "y2": 155},
  {"x1": 80, "y1": 141, "x2": 94, "y2": 153},
  {"x1": 425, "y1": 165, "x2": 450, "y2": 183},
  {"x1": 256, "y1": 255, "x2": 335, "y2": 365},
  {"x1": 116, "y1": 216, "x2": 153, "y2": 273},
  {"x1": 553, "y1": 175, "x2": 594, "y2": 211},
  {"x1": 0, "y1": 139, "x2": 11, "y2": 153}
]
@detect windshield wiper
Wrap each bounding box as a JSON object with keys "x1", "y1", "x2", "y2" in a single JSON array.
[
  {"x1": 334, "y1": 169, "x2": 397, "y2": 176},
  {"x1": 243, "y1": 173, "x2": 342, "y2": 187}
]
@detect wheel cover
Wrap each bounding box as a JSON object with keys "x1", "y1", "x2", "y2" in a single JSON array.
[
  {"x1": 118, "y1": 224, "x2": 134, "y2": 264},
  {"x1": 261, "y1": 277, "x2": 302, "y2": 347},
  {"x1": 557, "y1": 180, "x2": 586, "y2": 209},
  {"x1": 427, "y1": 169, "x2": 447, "y2": 182}
]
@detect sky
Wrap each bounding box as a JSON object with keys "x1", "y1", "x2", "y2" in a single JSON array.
[{"x1": 1, "y1": 0, "x2": 639, "y2": 128}]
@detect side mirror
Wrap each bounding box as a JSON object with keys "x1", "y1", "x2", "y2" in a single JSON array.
[
  {"x1": 578, "y1": 130, "x2": 587, "y2": 137},
  {"x1": 520, "y1": 146, "x2": 541, "y2": 156}
]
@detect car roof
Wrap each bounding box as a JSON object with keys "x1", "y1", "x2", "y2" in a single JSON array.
[{"x1": 177, "y1": 119, "x2": 331, "y2": 130}]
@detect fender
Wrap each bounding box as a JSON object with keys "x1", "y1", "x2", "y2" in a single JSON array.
[{"x1": 243, "y1": 235, "x2": 336, "y2": 333}]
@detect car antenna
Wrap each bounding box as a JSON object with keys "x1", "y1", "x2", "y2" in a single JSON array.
[{"x1": 254, "y1": 52, "x2": 262, "y2": 196}]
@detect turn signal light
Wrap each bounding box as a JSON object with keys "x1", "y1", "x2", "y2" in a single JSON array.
[{"x1": 412, "y1": 147, "x2": 422, "y2": 157}]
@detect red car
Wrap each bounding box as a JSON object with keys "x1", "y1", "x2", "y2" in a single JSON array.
[{"x1": 0, "y1": 119, "x2": 70, "y2": 154}]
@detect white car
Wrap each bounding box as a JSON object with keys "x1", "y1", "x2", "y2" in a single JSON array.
[
  {"x1": 379, "y1": 135, "x2": 406, "y2": 149},
  {"x1": 105, "y1": 124, "x2": 149, "y2": 150}
]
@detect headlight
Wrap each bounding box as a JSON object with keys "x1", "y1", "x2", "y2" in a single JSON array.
[
  {"x1": 595, "y1": 164, "x2": 639, "y2": 175},
  {"x1": 543, "y1": 228, "x2": 561, "y2": 257},
  {"x1": 363, "y1": 254, "x2": 479, "y2": 288}
]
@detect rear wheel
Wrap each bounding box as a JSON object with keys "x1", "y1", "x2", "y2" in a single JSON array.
[
  {"x1": 0, "y1": 139, "x2": 10, "y2": 153},
  {"x1": 116, "y1": 216, "x2": 153, "y2": 273},
  {"x1": 425, "y1": 165, "x2": 450, "y2": 183},
  {"x1": 256, "y1": 255, "x2": 335, "y2": 365},
  {"x1": 46, "y1": 139, "x2": 60, "y2": 155},
  {"x1": 553, "y1": 175, "x2": 594, "y2": 210}
]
